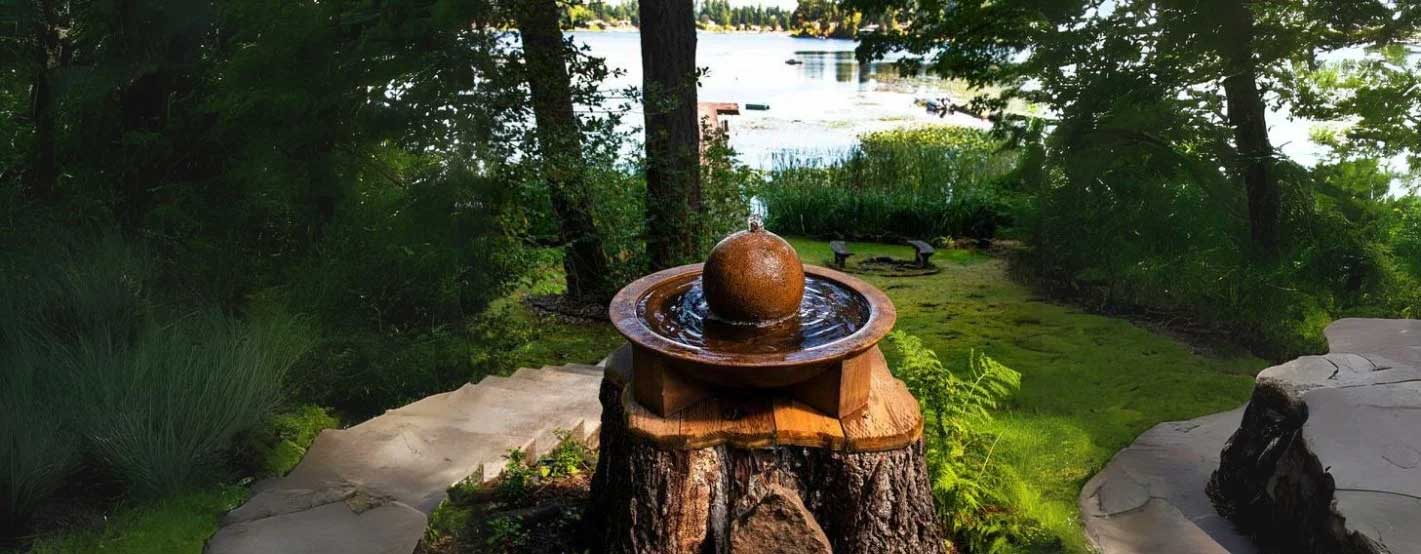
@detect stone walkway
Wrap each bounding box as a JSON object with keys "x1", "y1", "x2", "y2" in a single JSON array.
[
  {"x1": 1079, "y1": 409, "x2": 1258, "y2": 554},
  {"x1": 1081, "y1": 318, "x2": 1421, "y2": 554},
  {"x1": 205, "y1": 363, "x2": 606, "y2": 554}
]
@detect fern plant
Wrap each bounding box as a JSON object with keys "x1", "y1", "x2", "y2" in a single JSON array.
[{"x1": 888, "y1": 331, "x2": 1035, "y2": 553}]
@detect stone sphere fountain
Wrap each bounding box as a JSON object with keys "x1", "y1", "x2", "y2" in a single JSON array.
[{"x1": 609, "y1": 218, "x2": 896, "y2": 418}]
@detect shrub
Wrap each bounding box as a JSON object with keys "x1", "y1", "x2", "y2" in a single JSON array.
[
  {"x1": 760, "y1": 126, "x2": 1020, "y2": 241},
  {"x1": 888, "y1": 331, "x2": 1038, "y2": 553}
]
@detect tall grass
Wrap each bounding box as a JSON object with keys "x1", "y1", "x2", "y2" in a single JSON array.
[
  {"x1": 760, "y1": 127, "x2": 1020, "y2": 240},
  {"x1": 0, "y1": 232, "x2": 313, "y2": 530},
  {"x1": 0, "y1": 301, "x2": 80, "y2": 532},
  {"x1": 69, "y1": 312, "x2": 312, "y2": 496}
]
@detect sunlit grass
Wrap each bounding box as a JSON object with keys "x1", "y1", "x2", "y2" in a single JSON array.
[{"x1": 787, "y1": 238, "x2": 1261, "y2": 552}]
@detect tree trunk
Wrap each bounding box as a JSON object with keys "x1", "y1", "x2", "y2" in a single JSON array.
[
  {"x1": 1218, "y1": 0, "x2": 1280, "y2": 258},
  {"x1": 589, "y1": 352, "x2": 946, "y2": 554},
  {"x1": 24, "y1": 0, "x2": 60, "y2": 201},
  {"x1": 516, "y1": 0, "x2": 613, "y2": 302},
  {"x1": 638, "y1": 0, "x2": 702, "y2": 270}
]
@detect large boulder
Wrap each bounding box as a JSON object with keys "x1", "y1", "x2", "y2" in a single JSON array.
[{"x1": 1208, "y1": 318, "x2": 1421, "y2": 554}]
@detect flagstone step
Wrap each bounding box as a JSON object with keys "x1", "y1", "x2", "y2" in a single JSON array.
[{"x1": 206, "y1": 362, "x2": 608, "y2": 554}]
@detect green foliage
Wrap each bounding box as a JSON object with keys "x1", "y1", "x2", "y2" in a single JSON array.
[
  {"x1": 482, "y1": 515, "x2": 529, "y2": 552},
  {"x1": 762, "y1": 126, "x2": 1019, "y2": 241},
  {"x1": 0, "y1": 305, "x2": 80, "y2": 532},
  {"x1": 544, "y1": 430, "x2": 596, "y2": 479},
  {"x1": 888, "y1": 331, "x2": 1037, "y2": 552},
  {"x1": 494, "y1": 431, "x2": 595, "y2": 503},
  {"x1": 23, "y1": 485, "x2": 247, "y2": 554},
  {"x1": 498, "y1": 450, "x2": 537, "y2": 502},
  {"x1": 292, "y1": 305, "x2": 533, "y2": 421},
  {"x1": 233, "y1": 405, "x2": 339, "y2": 478}
]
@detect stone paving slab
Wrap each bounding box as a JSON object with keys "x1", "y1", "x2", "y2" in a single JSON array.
[
  {"x1": 1207, "y1": 318, "x2": 1421, "y2": 554},
  {"x1": 1080, "y1": 408, "x2": 1258, "y2": 554},
  {"x1": 206, "y1": 364, "x2": 605, "y2": 554},
  {"x1": 1325, "y1": 318, "x2": 1421, "y2": 366},
  {"x1": 1083, "y1": 318, "x2": 1421, "y2": 554},
  {"x1": 207, "y1": 499, "x2": 425, "y2": 554}
]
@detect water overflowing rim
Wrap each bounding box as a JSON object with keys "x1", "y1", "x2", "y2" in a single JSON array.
[{"x1": 609, "y1": 263, "x2": 896, "y2": 367}]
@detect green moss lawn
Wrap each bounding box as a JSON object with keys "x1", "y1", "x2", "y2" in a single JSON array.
[
  {"x1": 788, "y1": 239, "x2": 1262, "y2": 552},
  {"x1": 519, "y1": 238, "x2": 1263, "y2": 552}
]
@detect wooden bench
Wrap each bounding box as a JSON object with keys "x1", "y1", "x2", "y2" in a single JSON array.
[
  {"x1": 829, "y1": 241, "x2": 853, "y2": 268},
  {"x1": 906, "y1": 240, "x2": 935, "y2": 268}
]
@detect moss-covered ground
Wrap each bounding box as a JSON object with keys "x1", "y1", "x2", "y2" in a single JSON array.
[
  {"x1": 508, "y1": 238, "x2": 1264, "y2": 552},
  {"x1": 789, "y1": 239, "x2": 1263, "y2": 552}
]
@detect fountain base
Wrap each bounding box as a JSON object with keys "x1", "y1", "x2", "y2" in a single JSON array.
[
  {"x1": 589, "y1": 345, "x2": 944, "y2": 554},
  {"x1": 630, "y1": 344, "x2": 877, "y2": 418}
]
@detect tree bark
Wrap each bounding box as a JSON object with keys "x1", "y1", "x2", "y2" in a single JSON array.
[
  {"x1": 24, "y1": 0, "x2": 61, "y2": 201},
  {"x1": 589, "y1": 375, "x2": 945, "y2": 554},
  {"x1": 1217, "y1": 0, "x2": 1281, "y2": 258},
  {"x1": 638, "y1": 0, "x2": 703, "y2": 270},
  {"x1": 516, "y1": 0, "x2": 613, "y2": 302}
]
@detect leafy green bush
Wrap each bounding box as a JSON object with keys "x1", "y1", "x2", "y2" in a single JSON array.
[
  {"x1": 761, "y1": 126, "x2": 1020, "y2": 241},
  {"x1": 291, "y1": 305, "x2": 533, "y2": 420},
  {"x1": 1021, "y1": 126, "x2": 1418, "y2": 360},
  {"x1": 888, "y1": 331, "x2": 1039, "y2": 553}
]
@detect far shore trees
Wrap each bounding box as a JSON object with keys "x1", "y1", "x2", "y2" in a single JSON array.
[{"x1": 638, "y1": 0, "x2": 703, "y2": 269}]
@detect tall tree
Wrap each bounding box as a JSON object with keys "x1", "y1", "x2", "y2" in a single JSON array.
[
  {"x1": 4, "y1": 0, "x2": 64, "y2": 200},
  {"x1": 850, "y1": 0, "x2": 1414, "y2": 257},
  {"x1": 1215, "y1": 0, "x2": 1280, "y2": 257},
  {"x1": 639, "y1": 0, "x2": 702, "y2": 270},
  {"x1": 515, "y1": 0, "x2": 613, "y2": 302}
]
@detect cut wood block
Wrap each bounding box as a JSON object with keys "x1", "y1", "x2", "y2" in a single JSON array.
[
  {"x1": 613, "y1": 344, "x2": 922, "y2": 453},
  {"x1": 842, "y1": 358, "x2": 924, "y2": 452},
  {"x1": 770, "y1": 397, "x2": 845, "y2": 450}
]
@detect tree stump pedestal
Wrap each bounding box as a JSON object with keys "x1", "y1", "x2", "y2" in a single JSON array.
[{"x1": 589, "y1": 346, "x2": 946, "y2": 554}]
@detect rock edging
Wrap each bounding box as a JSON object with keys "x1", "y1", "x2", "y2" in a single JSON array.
[{"x1": 1207, "y1": 318, "x2": 1421, "y2": 554}]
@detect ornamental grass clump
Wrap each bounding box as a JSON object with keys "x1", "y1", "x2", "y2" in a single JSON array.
[
  {"x1": 68, "y1": 311, "x2": 313, "y2": 497},
  {"x1": 0, "y1": 303, "x2": 81, "y2": 533},
  {"x1": 0, "y1": 232, "x2": 314, "y2": 529}
]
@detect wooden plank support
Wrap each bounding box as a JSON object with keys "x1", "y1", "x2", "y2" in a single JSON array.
[{"x1": 609, "y1": 343, "x2": 922, "y2": 453}]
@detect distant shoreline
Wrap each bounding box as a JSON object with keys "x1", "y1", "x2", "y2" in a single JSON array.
[{"x1": 569, "y1": 26, "x2": 848, "y2": 39}]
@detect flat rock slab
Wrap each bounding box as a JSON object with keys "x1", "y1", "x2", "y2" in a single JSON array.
[
  {"x1": 1080, "y1": 409, "x2": 1258, "y2": 554},
  {"x1": 1208, "y1": 318, "x2": 1421, "y2": 554},
  {"x1": 206, "y1": 365, "x2": 604, "y2": 554},
  {"x1": 207, "y1": 499, "x2": 425, "y2": 554}
]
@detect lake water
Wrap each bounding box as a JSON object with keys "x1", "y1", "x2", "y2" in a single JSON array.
[
  {"x1": 571, "y1": 31, "x2": 1412, "y2": 195},
  {"x1": 569, "y1": 31, "x2": 986, "y2": 169}
]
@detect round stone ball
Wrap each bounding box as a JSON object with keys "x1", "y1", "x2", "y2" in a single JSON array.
[{"x1": 702, "y1": 227, "x2": 805, "y2": 323}]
